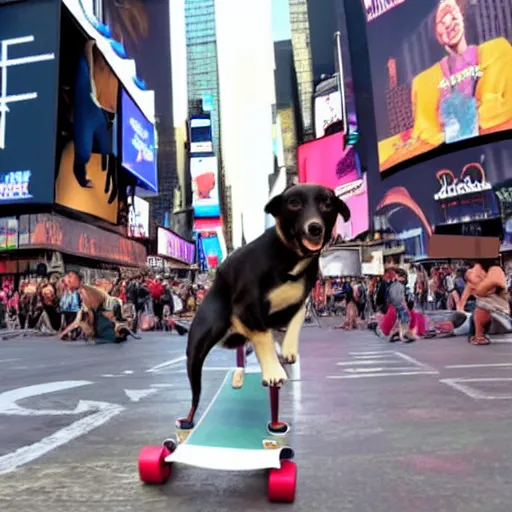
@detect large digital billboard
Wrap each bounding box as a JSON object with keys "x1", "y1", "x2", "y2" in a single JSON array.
[
  {"x1": 0, "y1": 0, "x2": 59, "y2": 204},
  {"x1": 314, "y1": 91, "x2": 343, "y2": 139},
  {"x1": 191, "y1": 156, "x2": 221, "y2": 218},
  {"x1": 364, "y1": 0, "x2": 512, "y2": 172},
  {"x1": 368, "y1": 139, "x2": 511, "y2": 257},
  {"x1": 128, "y1": 196, "x2": 150, "y2": 239},
  {"x1": 298, "y1": 133, "x2": 369, "y2": 240},
  {"x1": 121, "y1": 89, "x2": 157, "y2": 192}
]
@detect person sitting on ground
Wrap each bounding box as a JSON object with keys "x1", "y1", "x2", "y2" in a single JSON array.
[{"x1": 457, "y1": 260, "x2": 511, "y2": 345}]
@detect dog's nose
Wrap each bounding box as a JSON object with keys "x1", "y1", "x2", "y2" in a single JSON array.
[{"x1": 307, "y1": 222, "x2": 324, "y2": 238}]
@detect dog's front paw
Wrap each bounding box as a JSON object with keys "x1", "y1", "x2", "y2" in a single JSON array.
[
  {"x1": 262, "y1": 364, "x2": 288, "y2": 387},
  {"x1": 279, "y1": 349, "x2": 298, "y2": 365}
]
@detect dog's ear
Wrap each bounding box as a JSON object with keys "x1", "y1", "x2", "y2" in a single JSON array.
[
  {"x1": 265, "y1": 194, "x2": 283, "y2": 217},
  {"x1": 335, "y1": 197, "x2": 351, "y2": 222}
]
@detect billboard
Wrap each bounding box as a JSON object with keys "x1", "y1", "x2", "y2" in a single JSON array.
[
  {"x1": 121, "y1": 89, "x2": 157, "y2": 193},
  {"x1": 0, "y1": 0, "x2": 59, "y2": 204},
  {"x1": 189, "y1": 116, "x2": 214, "y2": 154},
  {"x1": 298, "y1": 133, "x2": 369, "y2": 240},
  {"x1": 364, "y1": 0, "x2": 512, "y2": 172},
  {"x1": 128, "y1": 196, "x2": 150, "y2": 239},
  {"x1": 368, "y1": 139, "x2": 511, "y2": 257},
  {"x1": 157, "y1": 227, "x2": 195, "y2": 264},
  {"x1": 103, "y1": 0, "x2": 173, "y2": 224},
  {"x1": 191, "y1": 156, "x2": 221, "y2": 218},
  {"x1": 314, "y1": 91, "x2": 343, "y2": 138},
  {"x1": 55, "y1": 7, "x2": 120, "y2": 223}
]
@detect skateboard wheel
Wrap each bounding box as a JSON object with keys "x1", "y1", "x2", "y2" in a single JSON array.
[
  {"x1": 268, "y1": 460, "x2": 297, "y2": 503},
  {"x1": 138, "y1": 445, "x2": 171, "y2": 484}
]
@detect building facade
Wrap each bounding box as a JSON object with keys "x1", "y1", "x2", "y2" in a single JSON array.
[{"x1": 185, "y1": 0, "x2": 221, "y2": 157}]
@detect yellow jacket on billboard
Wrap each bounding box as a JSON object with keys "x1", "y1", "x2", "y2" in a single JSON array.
[{"x1": 412, "y1": 37, "x2": 512, "y2": 146}]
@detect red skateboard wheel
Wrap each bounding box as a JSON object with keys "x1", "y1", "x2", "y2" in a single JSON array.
[
  {"x1": 268, "y1": 460, "x2": 297, "y2": 502},
  {"x1": 138, "y1": 445, "x2": 171, "y2": 484}
]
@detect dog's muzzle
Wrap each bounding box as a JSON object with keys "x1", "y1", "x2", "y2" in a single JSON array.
[{"x1": 301, "y1": 221, "x2": 325, "y2": 252}]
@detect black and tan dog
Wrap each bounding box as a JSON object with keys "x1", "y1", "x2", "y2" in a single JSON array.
[{"x1": 177, "y1": 184, "x2": 350, "y2": 429}]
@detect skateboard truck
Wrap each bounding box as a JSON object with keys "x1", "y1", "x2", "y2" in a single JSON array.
[{"x1": 267, "y1": 386, "x2": 290, "y2": 436}]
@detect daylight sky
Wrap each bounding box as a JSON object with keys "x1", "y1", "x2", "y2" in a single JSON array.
[{"x1": 272, "y1": 0, "x2": 291, "y2": 41}]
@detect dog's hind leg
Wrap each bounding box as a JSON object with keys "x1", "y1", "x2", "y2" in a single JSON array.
[
  {"x1": 280, "y1": 305, "x2": 305, "y2": 365},
  {"x1": 177, "y1": 291, "x2": 230, "y2": 430}
]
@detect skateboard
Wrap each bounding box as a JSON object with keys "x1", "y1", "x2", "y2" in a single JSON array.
[{"x1": 138, "y1": 367, "x2": 297, "y2": 502}]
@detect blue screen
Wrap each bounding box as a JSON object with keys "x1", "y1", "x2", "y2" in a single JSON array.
[{"x1": 121, "y1": 89, "x2": 157, "y2": 192}]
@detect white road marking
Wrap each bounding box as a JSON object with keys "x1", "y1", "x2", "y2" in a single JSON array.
[
  {"x1": 337, "y1": 360, "x2": 398, "y2": 366},
  {"x1": 150, "y1": 384, "x2": 174, "y2": 388},
  {"x1": 441, "y1": 377, "x2": 512, "y2": 400},
  {"x1": 124, "y1": 389, "x2": 158, "y2": 402},
  {"x1": 395, "y1": 351, "x2": 437, "y2": 371},
  {"x1": 0, "y1": 381, "x2": 94, "y2": 416},
  {"x1": 123, "y1": 370, "x2": 134, "y2": 375},
  {"x1": 0, "y1": 400, "x2": 124, "y2": 474},
  {"x1": 146, "y1": 356, "x2": 187, "y2": 374},
  {"x1": 329, "y1": 351, "x2": 438, "y2": 379},
  {"x1": 327, "y1": 371, "x2": 439, "y2": 379},
  {"x1": 344, "y1": 367, "x2": 418, "y2": 373},
  {"x1": 445, "y1": 363, "x2": 512, "y2": 369},
  {"x1": 0, "y1": 358, "x2": 20, "y2": 364},
  {"x1": 353, "y1": 354, "x2": 393, "y2": 359},
  {"x1": 349, "y1": 351, "x2": 392, "y2": 355}
]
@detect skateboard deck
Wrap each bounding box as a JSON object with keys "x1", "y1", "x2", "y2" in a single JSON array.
[{"x1": 167, "y1": 370, "x2": 291, "y2": 471}]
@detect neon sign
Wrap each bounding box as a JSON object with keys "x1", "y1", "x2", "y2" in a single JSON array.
[
  {"x1": 0, "y1": 36, "x2": 55, "y2": 150},
  {"x1": 434, "y1": 163, "x2": 492, "y2": 201}
]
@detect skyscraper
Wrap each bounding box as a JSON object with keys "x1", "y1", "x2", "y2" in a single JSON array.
[
  {"x1": 288, "y1": 0, "x2": 314, "y2": 140},
  {"x1": 185, "y1": 0, "x2": 221, "y2": 156}
]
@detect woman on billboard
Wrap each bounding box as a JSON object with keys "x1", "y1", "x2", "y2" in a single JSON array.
[{"x1": 412, "y1": 0, "x2": 512, "y2": 148}]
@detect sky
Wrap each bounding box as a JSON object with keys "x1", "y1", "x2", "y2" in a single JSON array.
[{"x1": 272, "y1": 0, "x2": 291, "y2": 41}]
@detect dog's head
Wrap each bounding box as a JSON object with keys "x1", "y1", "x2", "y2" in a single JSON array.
[{"x1": 265, "y1": 184, "x2": 351, "y2": 255}]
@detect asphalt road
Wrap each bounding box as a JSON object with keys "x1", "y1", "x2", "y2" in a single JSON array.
[{"x1": 2, "y1": 323, "x2": 512, "y2": 511}]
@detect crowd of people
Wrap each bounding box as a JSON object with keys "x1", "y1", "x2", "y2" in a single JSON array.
[
  {"x1": 0, "y1": 269, "x2": 212, "y2": 343},
  {"x1": 312, "y1": 259, "x2": 512, "y2": 345}
]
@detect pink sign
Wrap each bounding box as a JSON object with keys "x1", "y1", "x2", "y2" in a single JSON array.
[
  {"x1": 297, "y1": 133, "x2": 369, "y2": 240},
  {"x1": 157, "y1": 227, "x2": 195, "y2": 264}
]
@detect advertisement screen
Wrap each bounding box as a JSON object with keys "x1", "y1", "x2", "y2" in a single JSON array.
[
  {"x1": 104, "y1": 0, "x2": 173, "y2": 225},
  {"x1": 157, "y1": 227, "x2": 195, "y2": 264},
  {"x1": 190, "y1": 117, "x2": 213, "y2": 154},
  {"x1": 314, "y1": 91, "x2": 343, "y2": 138},
  {"x1": 368, "y1": 140, "x2": 512, "y2": 257},
  {"x1": 191, "y1": 156, "x2": 221, "y2": 218},
  {"x1": 128, "y1": 196, "x2": 150, "y2": 239},
  {"x1": 298, "y1": 133, "x2": 369, "y2": 240},
  {"x1": 55, "y1": 7, "x2": 118, "y2": 223},
  {"x1": 365, "y1": 0, "x2": 512, "y2": 172},
  {"x1": 198, "y1": 232, "x2": 223, "y2": 270},
  {"x1": 0, "y1": 0, "x2": 59, "y2": 204},
  {"x1": 121, "y1": 89, "x2": 157, "y2": 193}
]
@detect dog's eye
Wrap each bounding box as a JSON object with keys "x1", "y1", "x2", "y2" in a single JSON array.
[
  {"x1": 320, "y1": 200, "x2": 333, "y2": 211},
  {"x1": 287, "y1": 197, "x2": 302, "y2": 210}
]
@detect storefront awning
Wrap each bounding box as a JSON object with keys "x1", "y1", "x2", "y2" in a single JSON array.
[{"x1": 61, "y1": 0, "x2": 155, "y2": 123}]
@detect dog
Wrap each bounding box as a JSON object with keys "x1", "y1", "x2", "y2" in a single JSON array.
[{"x1": 177, "y1": 184, "x2": 350, "y2": 429}]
